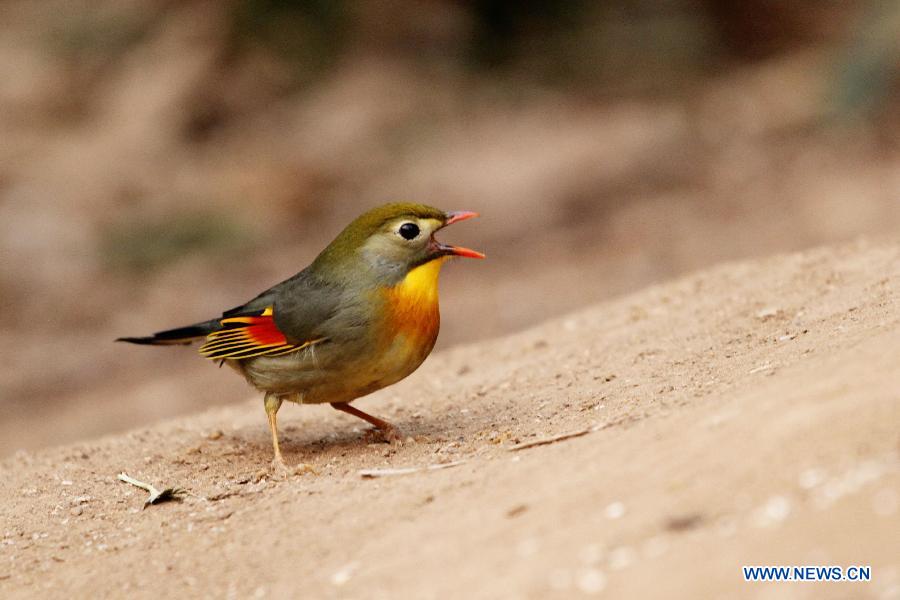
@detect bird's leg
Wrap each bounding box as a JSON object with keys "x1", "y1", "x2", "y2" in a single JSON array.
[
  {"x1": 331, "y1": 402, "x2": 402, "y2": 443},
  {"x1": 263, "y1": 393, "x2": 317, "y2": 477},
  {"x1": 264, "y1": 393, "x2": 286, "y2": 470}
]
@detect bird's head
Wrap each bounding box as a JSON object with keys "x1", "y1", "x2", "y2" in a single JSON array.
[{"x1": 312, "y1": 203, "x2": 484, "y2": 283}]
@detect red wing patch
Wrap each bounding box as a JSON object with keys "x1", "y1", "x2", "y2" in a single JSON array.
[{"x1": 199, "y1": 307, "x2": 323, "y2": 360}]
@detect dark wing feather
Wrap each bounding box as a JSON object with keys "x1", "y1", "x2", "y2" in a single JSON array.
[{"x1": 116, "y1": 319, "x2": 221, "y2": 345}]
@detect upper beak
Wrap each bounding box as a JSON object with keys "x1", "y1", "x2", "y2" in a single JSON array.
[
  {"x1": 444, "y1": 211, "x2": 479, "y2": 226},
  {"x1": 436, "y1": 211, "x2": 485, "y2": 259}
]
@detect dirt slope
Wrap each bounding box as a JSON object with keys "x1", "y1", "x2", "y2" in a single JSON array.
[{"x1": 2, "y1": 240, "x2": 899, "y2": 599}]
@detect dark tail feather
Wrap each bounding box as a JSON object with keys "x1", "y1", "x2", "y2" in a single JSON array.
[{"x1": 116, "y1": 319, "x2": 221, "y2": 346}]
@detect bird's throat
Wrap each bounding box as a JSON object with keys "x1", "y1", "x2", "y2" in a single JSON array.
[
  {"x1": 395, "y1": 256, "x2": 447, "y2": 303},
  {"x1": 381, "y1": 257, "x2": 446, "y2": 344}
]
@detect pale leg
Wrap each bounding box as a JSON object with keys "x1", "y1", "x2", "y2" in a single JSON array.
[
  {"x1": 263, "y1": 393, "x2": 317, "y2": 476},
  {"x1": 264, "y1": 392, "x2": 285, "y2": 467}
]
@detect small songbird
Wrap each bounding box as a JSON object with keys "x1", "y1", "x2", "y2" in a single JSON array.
[{"x1": 118, "y1": 203, "x2": 483, "y2": 472}]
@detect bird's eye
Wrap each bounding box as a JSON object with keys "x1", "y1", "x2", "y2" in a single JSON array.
[{"x1": 398, "y1": 222, "x2": 420, "y2": 240}]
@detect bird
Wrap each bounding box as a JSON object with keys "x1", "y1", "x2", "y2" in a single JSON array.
[{"x1": 118, "y1": 203, "x2": 484, "y2": 473}]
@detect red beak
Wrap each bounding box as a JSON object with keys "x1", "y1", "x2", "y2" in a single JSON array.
[
  {"x1": 444, "y1": 211, "x2": 479, "y2": 226},
  {"x1": 437, "y1": 211, "x2": 485, "y2": 259}
]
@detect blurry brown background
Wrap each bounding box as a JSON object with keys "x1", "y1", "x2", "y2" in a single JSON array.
[{"x1": 1, "y1": 0, "x2": 898, "y2": 455}]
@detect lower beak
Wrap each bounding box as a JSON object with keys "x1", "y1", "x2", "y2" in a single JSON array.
[
  {"x1": 438, "y1": 211, "x2": 485, "y2": 259},
  {"x1": 437, "y1": 243, "x2": 485, "y2": 259}
]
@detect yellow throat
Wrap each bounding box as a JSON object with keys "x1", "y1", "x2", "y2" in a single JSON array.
[
  {"x1": 383, "y1": 257, "x2": 447, "y2": 342},
  {"x1": 395, "y1": 256, "x2": 447, "y2": 303}
]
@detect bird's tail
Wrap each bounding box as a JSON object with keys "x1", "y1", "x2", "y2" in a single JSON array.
[{"x1": 116, "y1": 319, "x2": 222, "y2": 346}]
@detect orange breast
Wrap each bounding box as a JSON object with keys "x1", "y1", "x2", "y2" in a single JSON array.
[{"x1": 381, "y1": 258, "x2": 445, "y2": 349}]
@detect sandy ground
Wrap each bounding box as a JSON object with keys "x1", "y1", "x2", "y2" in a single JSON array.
[{"x1": 2, "y1": 240, "x2": 899, "y2": 599}]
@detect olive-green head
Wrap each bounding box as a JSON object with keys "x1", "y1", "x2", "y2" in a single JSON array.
[{"x1": 311, "y1": 203, "x2": 484, "y2": 283}]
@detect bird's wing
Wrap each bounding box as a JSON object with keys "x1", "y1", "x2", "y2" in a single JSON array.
[
  {"x1": 200, "y1": 269, "x2": 338, "y2": 360},
  {"x1": 198, "y1": 306, "x2": 326, "y2": 360}
]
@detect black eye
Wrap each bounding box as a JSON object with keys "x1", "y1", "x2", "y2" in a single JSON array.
[{"x1": 398, "y1": 222, "x2": 420, "y2": 240}]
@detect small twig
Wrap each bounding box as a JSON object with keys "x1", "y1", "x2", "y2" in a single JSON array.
[
  {"x1": 358, "y1": 460, "x2": 466, "y2": 479},
  {"x1": 117, "y1": 472, "x2": 186, "y2": 509},
  {"x1": 508, "y1": 421, "x2": 616, "y2": 452}
]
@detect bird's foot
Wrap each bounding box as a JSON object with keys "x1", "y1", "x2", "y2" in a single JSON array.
[
  {"x1": 363, "y1": 424, "x2": 403, "y2": 445},
  {"x1": 291, "y1": 462, "x2": 318, "y2": 476},
  {"x1": 270, "y1": 457, "x2": 290, "y2": 479},
  {"x1": 267, "y1": 457, "x2": 318, "y2": 480}
]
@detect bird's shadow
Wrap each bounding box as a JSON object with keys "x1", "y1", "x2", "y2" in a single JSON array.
[{"x1": 195, "y1": 410, "x2": 466, "y2": 472}]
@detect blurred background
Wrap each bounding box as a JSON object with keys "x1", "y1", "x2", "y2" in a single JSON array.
[{"x1": 1, "y1": 0, "x2": 898, "y2": 455}]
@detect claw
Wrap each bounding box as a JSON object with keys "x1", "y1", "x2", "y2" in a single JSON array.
[
  {"x1": 291, "y1": 463, "x2": 318, "y2": 476},
  {"x1": 363, "y1": 425, "x2": 403, "y2": 445},
  {"x1": 267, "y1": 458, "x2": 318, "y2": 480}
]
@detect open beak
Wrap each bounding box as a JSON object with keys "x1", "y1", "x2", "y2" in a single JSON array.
[{"x1": 435, "y1": 211, "x2": 485, "y2": 259}]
